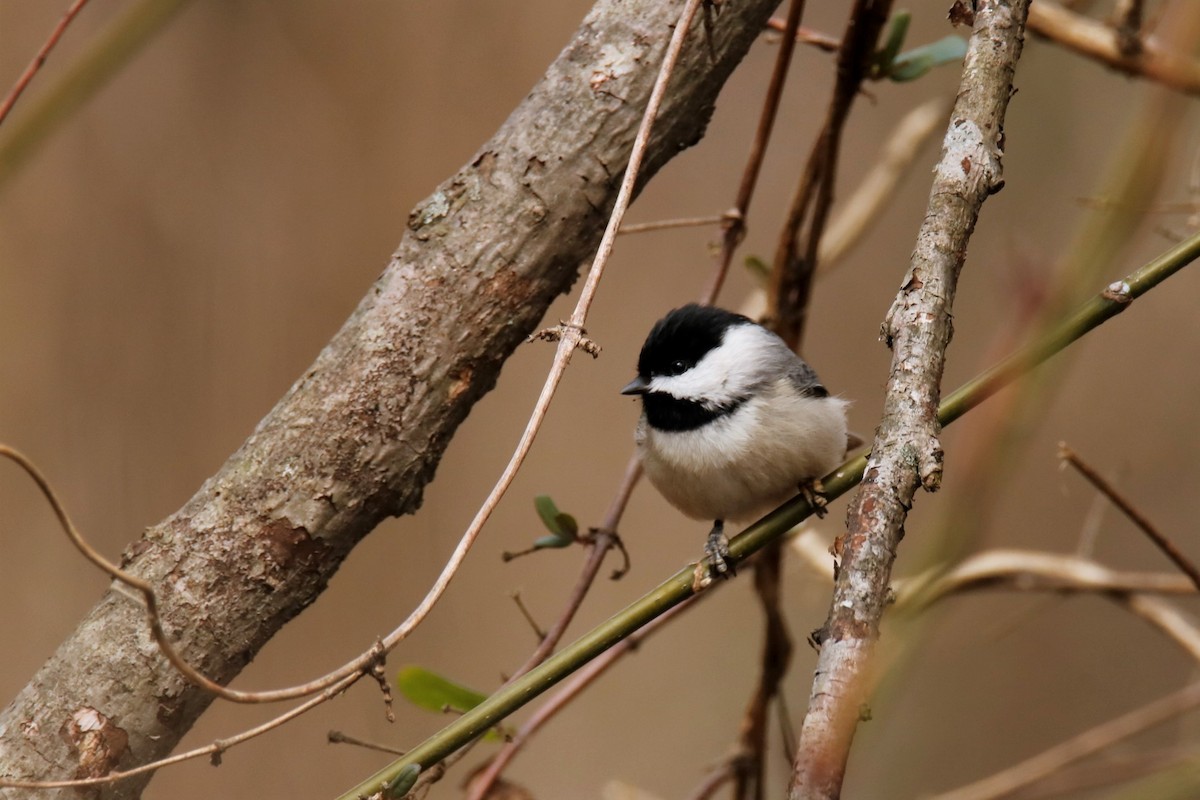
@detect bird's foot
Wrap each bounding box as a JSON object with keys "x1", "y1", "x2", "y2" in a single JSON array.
[
  {"x1": 800, "y1": 479, "x2": 829, "y2": 518},
  {"x1": 704, "y1": 520, "x2": 735, "y2": 578}
]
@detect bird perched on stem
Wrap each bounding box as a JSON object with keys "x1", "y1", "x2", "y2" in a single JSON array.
[{"x1": 622, "y1": 304, "x2": 851, "y2": 576}]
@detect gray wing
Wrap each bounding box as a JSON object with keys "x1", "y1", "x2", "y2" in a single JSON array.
[{"x1": 785, "y1": 356, "x2": 828, "y2": 398}]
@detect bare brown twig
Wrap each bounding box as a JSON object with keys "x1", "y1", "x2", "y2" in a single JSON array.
[
  {"x1": 0, "y1": 0, "x2": 91, "y2": 129},
  {"x1": 888, "y1": 548, "x2": 1200, "y2": 607},
  {"x1": 718, "y1": 5, "x2": 895, "y2": 795},
  {"x1": 1010, "y1": 746, "x2": 1195, "y2": 800},
  {"x1": 1027, "y1": 1, "x2": 1200, "y2": 95},
  {"x1": 929, "y1": 682, "x2": 1200, "y2": 800},
  {"x1": 715, "y1": 4, "x2": 820, "y2": 796},
  {"x1": 798, "y1": 535, "x2": 1200, "y2": 800},
  {"x1": 768, "y1": 0, "x2": 892, "y2": 350},
  {"x1": 704, "y1": 0, "x2": 809, "y2": 302},
  {"x1": 792, "y1": 527, "x2": 1200, "y2": 800},
  {"x1": 509, "y1": 590, "x2": 548, "y2": 642},
  {"x1": 327, "y1": 730, "x2": 406, "y2": 757},
  {"x1": 732, "y1": 541, "x2": 793, "y2": 800},
  {"x1": 687, "y1": 761, "x2": 739, "y2": 800},
  {"x1": 619, "y1": 215, "x2": 727, "y2": 234},
  {"x1": 765, "y1": 17, "x2": 840, "y2": 52},
  {"x1": 1059, "y1": 442, "x2": 1200, "y2": 591}
]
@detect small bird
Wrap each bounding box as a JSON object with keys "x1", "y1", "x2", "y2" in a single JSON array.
[{"x1": 622, "y1": 304, "x2": 851, "y2": 576}]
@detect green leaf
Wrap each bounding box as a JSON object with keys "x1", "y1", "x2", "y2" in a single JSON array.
[
  {"x1": 533, "y1": 533, "x2": 574, "y2": 549},
  {"x1": 396, "y1": 666, "x2": 487, "y2": 714},
  {"x1": 553, "y1": 511, "x2": 578, "y2": 537},
  {"x1": 395, "y1": 666, "x2": 510, "y2": 742},
  {"x1": 385, "y1": 764, "x2": 421, "y2": 798},
  {"x1": 534, "y1": 495, "x2": 572, "y2": 536},
  {"x1": 874, "y1": 11, "x2": 911, "y2": 75},
  {"x1": 888, "y1": 35, "x2": 968, "y2": 82}
]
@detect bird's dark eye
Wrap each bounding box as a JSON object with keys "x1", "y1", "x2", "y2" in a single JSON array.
[{"x1": 668, "y1": 359, "x2": 688, "y2": 376}]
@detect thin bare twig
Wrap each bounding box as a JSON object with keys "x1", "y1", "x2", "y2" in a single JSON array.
[
  {"x1": 505, "y1": 531, "x2": 620, "y2": 682},
  {"x1": 768, "y1": 0, "x2": 892, "y2": 350},
  {"x1": 733, "y1": 541, "x2": 792, "y2": 800},
  {"x1": 790, "y1": 532, "x2": 1200, "y2": 800},
  {"x1": 509, "y1": 590, "x2": 548, "y2": 642},
  {"x1": 765, "y1": 17, "x2": 840, "y2": 52},
  {"x1": 1059, "y1": 442, "x2": 1200, "y2": 591},
  {"x1": 928, "y1": 682, "x2": 1200, "y2": 800},
  {"x1": 0, "y1": 0, "x2": 196, "y2": 189},
  {"x1": 327, "y1": 730, "x2": 406, "y2": 757},
  {"x1": 687, "y1": 762, "x2": 739, "y2": 800},
  {"x1": 729, "y1": 5, "x2": 889, "y2": 794},
  {"x1": 703, "y1": 0, "x2": 809, "y2": 302},
  {"x1": 722, "y1": 18, "x2": 878, "y2": 774},
  {"x1": 1011, "y1": 746, "x2": 1195, "y2": 800},
  {"x1": 887, "y1": 548, "x2": 1199, "y2": 608},
  {"x1": 1027, "y1": 1, "x2": 1200, "y2": 95},
  {"x1": 870, "y1": 548, "x2": 1200, "y2": 800},
  {"x1": 722, "y1": 5, "x2": 830, "y2": 795},
  {"x1": 619, "y1": 215, "x2": 727, "y2": 234},
  {"x1": 0, "y1": 0, "x2": 91, "y2": 128},
  {"x1": 1120, "y1": 593, "x2": 1200, "y2": 662}
]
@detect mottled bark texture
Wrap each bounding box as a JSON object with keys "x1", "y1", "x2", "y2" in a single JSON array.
[
  {"x1": 788, "y1": 2, "x2": 1032, "y2": 799},
  {"x1": 0, "y1": 1, "x2": 782, "y2": 796}
]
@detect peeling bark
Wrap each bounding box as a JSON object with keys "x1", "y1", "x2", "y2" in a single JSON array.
[{"x1": 0, "y1": 1, "x2": 783, "y2": 796}]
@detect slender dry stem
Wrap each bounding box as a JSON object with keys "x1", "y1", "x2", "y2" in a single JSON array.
[
  {"x1": 0, "y1": 0, "x2": 91, "y2": 128},
  {"x1": 1059, "y1": 442, "x2": 1200, "y2": 591},
  {"x1": 1028, "y1": 1, "x2": 1200, "y2": 95}
]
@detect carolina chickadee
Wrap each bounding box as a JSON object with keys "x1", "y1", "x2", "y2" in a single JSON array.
[{"x1": 621, "y1": 304, "x2": 850, "y2": 575}]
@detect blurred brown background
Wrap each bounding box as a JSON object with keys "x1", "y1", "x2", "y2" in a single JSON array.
[{"x1": 1, "y1": 2, "x2": 1198, "y2": 798}]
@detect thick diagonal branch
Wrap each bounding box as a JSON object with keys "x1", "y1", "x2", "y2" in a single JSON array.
[{"x1": 0, "y1": 1, "x2": 782, "y2": 797}]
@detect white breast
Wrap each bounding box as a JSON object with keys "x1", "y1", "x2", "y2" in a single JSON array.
[{"x1": 636, "y1": 379, "x2": 849, "y2": 524}]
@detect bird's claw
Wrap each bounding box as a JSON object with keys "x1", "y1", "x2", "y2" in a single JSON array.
[
  {"x1": 704, "y1": 522, "x2": 735, "y2": 578},
  {"x1": 800, "y1": 479, "x2": 829, "y2": 518}
]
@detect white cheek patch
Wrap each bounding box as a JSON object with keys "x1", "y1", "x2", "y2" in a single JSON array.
[{"x1": 648, "y1": 324, "x2": 779, "y2": 407}]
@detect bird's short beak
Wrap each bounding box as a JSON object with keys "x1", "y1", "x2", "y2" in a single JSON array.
[{"x1": 621, "y1": 376, "x2": 649, "y2": 396}]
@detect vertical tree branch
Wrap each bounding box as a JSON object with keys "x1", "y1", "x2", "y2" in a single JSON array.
[{"x1": 789, "y1": 2, "x2": 1032, "y2": 798}]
